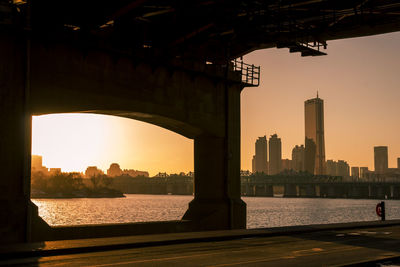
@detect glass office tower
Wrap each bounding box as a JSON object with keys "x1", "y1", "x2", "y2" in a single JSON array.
[{"x1": 304, "y1": 95, "x2": 326, "y2": 175}]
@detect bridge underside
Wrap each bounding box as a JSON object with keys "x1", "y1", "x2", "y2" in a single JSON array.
[
  {"x1": 1, "y1": 0, "x2": 400, "y2": 244},
  {"x1": 26, "y1": 0, "x2": 400, "y2": 61},
  {"x1": 0, "y1": 33, "x2": 246, "y2": 243}
]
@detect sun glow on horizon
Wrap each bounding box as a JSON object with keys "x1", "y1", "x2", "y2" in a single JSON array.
[{"x1": 32, "y1": 114, "x2": 194, "y2": 176}]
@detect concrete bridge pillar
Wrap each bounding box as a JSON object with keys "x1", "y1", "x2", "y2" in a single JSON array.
[
  {"x1": 324, "y1": 185, "x2": 337, "y2": 198},
  {"x1": 183, "y1": 133, "x2": 246, "y2": 229},
  {"x1": 253, "y1": 185, "x2": 273, "y2": 197},
  {"x1": 250, "y1": 185, "x2": 256, "y2": 196},
  {"x1": 376, "y1": 186, "x2": 390, "y2": 199},
  {"x1": 392, "y1": 186, "x2": 400, "y2": 199},
  {"x1": 0, "y1": 34, "x2": 39, "y2": 243},
  {"x1": 299, "y1": 185, "x2": 316, "y2": 198},
  {"x1": 284, "y1": 184, "x2": 297, "y2": 197},
  {"x1": 265, "y1": 185, "x2": 274, "y2": 197},
  {"x1": 369, "y1": 185, "x2": 388, "y2": 199},
  {"x1": 349, "y1": 185, "x2": 369, "y2": 199}
]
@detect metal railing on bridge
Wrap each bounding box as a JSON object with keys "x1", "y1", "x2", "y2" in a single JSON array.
[{"x1": 232, "y1": 59, "x2": 260, "y2": 87}]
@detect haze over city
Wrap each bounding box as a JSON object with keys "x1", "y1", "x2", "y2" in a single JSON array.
[{"x1": 32, "y1": 32, "x2": 400, "y2": 176}]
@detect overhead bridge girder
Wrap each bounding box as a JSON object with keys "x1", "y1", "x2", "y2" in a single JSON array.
[
  {"x1": 0, "y1": 33, "x2": 248, "y2": 243},
  {"x1": 278, "y1": 42, "x2": 327, "y2": 57}
]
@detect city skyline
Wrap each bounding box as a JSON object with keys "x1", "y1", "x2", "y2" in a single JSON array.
[{"x1": 32, "y1": 32, "x2": 400, "y2": 175}]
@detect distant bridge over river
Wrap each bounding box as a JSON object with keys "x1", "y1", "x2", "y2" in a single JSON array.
[
  {"x1": 111, "y1": 175, "x2": 400, "y2": 200},
  {"x1": 241, "y1": 175, "x2": 400, "y2": 199}
]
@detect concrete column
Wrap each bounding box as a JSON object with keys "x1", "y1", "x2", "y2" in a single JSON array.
[
  {"x1": 349, "y1": 185, "x2": 369, "y2": 199},
  {"x1": 265, "y1": 185, "x2": 274, "y2": 197},
  {"x1": 183, "y1": 84, "x2": 246, "y2": 230},
  {"x1": 376, "y1": 186, "x2": 385, "y2": 199},
  {"x1": 0, "y1": 34, "x2": 31, "y2": 243},
  {"x1": 284, "y1": 184, "x2": 297, "y2": 197},
  {"x1": 254, "y1": 185, "x2": 273, "y2": 197},
  {"x1": 319, "y1": 185, "x2": 328, "y2": 198},
  {"x1": 183, "y1": 135, "x2": 245, "y2": 229},
  {"x1": 327, "y1": 186, "x2": 337, "y2": 198},
  {"x1": 393, "y1": 186, "x2": 400, "y2": 199},
  {"x1": 299, "y1": 185, "x2": 316, "y2": 198}
]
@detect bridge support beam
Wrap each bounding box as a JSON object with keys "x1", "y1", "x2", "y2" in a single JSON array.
[
  {"x1": 299, "y1": 185, "x2": 316, "y2": 198},
  {"x1": 1, "y1": 33, "x2": 247, "y2": 242},
  {"x1": 284, "y1": 184, "x2": 297, "y2": 197},
  {"x1": 0, "y1": 33, "x2": 44, "y2": 243},
  {"x1": 183, "y1": 83, "x2": 246, "y2": 230},
  {"x1": 183, "y1": 135, "x2": 246, "y2": 229},
  {"x1": 393, "y1": 186, "x2": 400, "y2": 199},
  {"x1": 348, "y1": 185, "x2": 369, "y2": 199}
]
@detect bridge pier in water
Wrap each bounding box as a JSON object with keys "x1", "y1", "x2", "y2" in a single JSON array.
[
  {"x1": 284, "y1": 184, "x2": 298, "y2": 197},
  {"x1": 183, "y1": 134, "x2": 246, "y2": 230},
  {"x1": 252, "y1": 185, "x2": 273, "y2": 197},
  {"x1": 348, "y1": 185, "x2": 369, "y2": 199},
  {"x1": 392, "y1": 186, "x2": 400, "y2": 199},
  {"x1": 369, "y1": 185, "x2": 391, "y2": 199},
  {"x1": 299, "y1": 185, "x2": 317, "y2": 198}
]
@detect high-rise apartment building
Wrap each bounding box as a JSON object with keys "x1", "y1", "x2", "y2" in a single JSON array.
[
  {"x1": 326, "y1": 159, "x2": 349, "y2": 177},
  {"x1": 351, "y1": 166, "x2": 360, "y2": 178},
  {"x1": 304, "y1": 95, "x2": 326, "y2": 175},
  {"x1": 337, "y1": 160, "x2": 350, "y2": 177},
  {"x1": 269, "y1": 134, "x2": 282, "y2": 175},
  {"x1": 374, "y1": 146, "x2": 388, "y2": 174},
  {"x1": 292, "y1": 145, "x2": 305, "y2": 172},
  {"x1": 31, "y1": 155, "x2": 43, "y2": 170},
  {"x1": 326, "y1": 160, "x2": 336, "y2": 176},
  {"x1": 252, "y1": 136, "x2": 268, "y2": 174}
]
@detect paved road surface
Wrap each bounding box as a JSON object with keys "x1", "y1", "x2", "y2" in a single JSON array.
[{"x1": 2, "y1": 225, "x2": 400, "y2": 266}]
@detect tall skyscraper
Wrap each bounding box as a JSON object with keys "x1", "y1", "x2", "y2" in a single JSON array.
[
  {"x1": 374, "y1": 146, "x2": 388, "y2": 174},
  {"x1": 304, "y1": 94, "x2": 326, "y2": 175},
  {"x1": 268, "y1": 134, "x2": 282, "y2": 175},
  {"x1": 253, "y1": 136, "x2": 268, "y2": 174},
  {"x1": 292, "y1": 145, "x2": 305, "y2": 172},
  {"x1": 398, "y1": 158, "x2": 400, "y2": 169}
]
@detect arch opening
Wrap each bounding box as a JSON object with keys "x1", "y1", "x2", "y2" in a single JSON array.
[{"x1": 31, "y1": 113, "x2": 194, "y2": 227}]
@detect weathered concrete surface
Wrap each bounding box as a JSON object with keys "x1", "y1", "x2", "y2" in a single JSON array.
[
  {"x1": 0, "y1": 32, "x2": 32, "y2": 244},
  {"x1": 2, "y1": 221, "x2": 400, "y2": 266},
  {"x1": 0, "y1": 34, "x2": 246, "y2": 243}
]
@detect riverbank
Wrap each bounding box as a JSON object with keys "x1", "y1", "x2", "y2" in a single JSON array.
[{"x1": 31, "y1": 188, "x2": 125, "y2": 199}]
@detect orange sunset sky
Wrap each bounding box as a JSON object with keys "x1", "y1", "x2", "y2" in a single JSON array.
[{"x1": 32, "y1": 32, "x2": 400, "y2": 176}]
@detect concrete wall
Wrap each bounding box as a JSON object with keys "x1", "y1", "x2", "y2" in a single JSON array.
[
  {"x1": 0, "y1": 35, "x2": 246, "y2": 243},
  {"x1": 0, "y1": 33, "x2": 32, "y2": 243}
]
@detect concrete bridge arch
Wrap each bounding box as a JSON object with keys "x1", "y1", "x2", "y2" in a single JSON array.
[{"x1": 1, "y1": 34, "x2": 246, "y2": 243}]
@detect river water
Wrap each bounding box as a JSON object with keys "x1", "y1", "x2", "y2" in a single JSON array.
[{"x1": 32, "y1": 194, "x2": 400, "y2": 228}]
